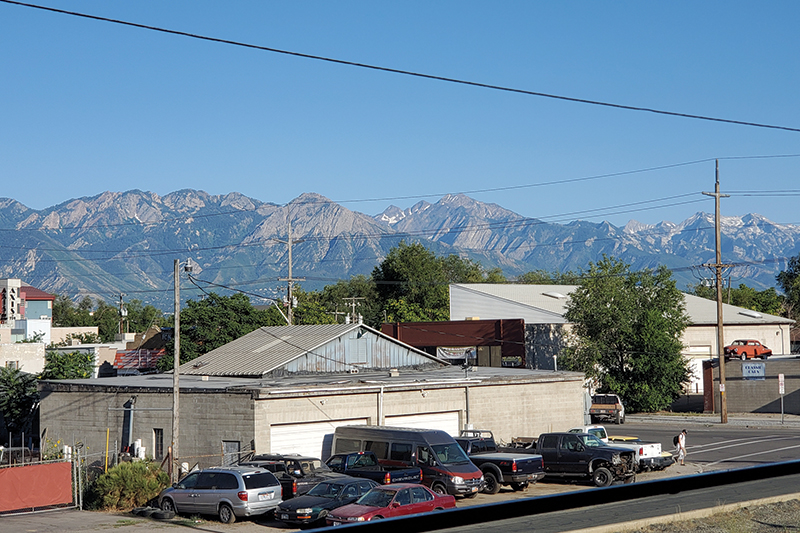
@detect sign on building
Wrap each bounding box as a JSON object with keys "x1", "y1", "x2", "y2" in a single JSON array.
[{"x1": 742, "y1": 361, "x2": 766, "y2": 380}]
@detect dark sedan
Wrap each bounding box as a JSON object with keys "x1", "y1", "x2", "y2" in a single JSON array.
[{"x1": 276, "y1": 476, "x2": 379, "y2": 528}]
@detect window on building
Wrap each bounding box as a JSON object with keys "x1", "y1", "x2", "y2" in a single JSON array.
[
  {"x1": 153, "y1": 428, "x2": 164, "y2": 460},
  {"x1": 5, "y1": 361, "x2": 19, "y2": 370}
]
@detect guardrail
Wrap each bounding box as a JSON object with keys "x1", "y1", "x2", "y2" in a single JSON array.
[{"x1": 315, "y1": 459, "x2": 800, "y2": 532}]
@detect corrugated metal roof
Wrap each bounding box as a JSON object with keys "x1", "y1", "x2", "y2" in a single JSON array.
[
  {"x1": 451, "y1": 284, "x2": 793, "y2": 326},
  {"x1": 178, "y1": 323, "x2": 446, "y2": 378}
]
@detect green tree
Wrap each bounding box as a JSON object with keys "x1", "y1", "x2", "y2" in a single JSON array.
[
  {"x1": 777, "y1": 254, "x2": 800, "y2": 322},
  {"x1": 561, "y1": 256, "x2": 691, "y2": 412},
  {"x1": 159, "y1": 292, "x2": 283, "y2": 371},
  {"x1": 290, "y1": 286, "x2": 337, "y2": 325},
  {"x1": 371, "y1": 241, "x2": 503, "y2": 323},
  {"x1": 40, "y1": 351, "x2": 95, "y2": 380},
  {"x1": 0, "y1": 367, "x2": 39, "y2": 435},
  {"x1": 320, "y1": 275, "x2": 381, "y2": 327},
  {"x1": 517, "y1": 269, "x2": 580, "y2": 285},
  {"x1": 690, "y1": 282, "x2": 785, "y2": 316},
  {"x1": 124, "y1": 299, "x2": 166, "y2": 335}
]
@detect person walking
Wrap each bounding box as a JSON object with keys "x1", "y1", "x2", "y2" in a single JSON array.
[{"x1": 675, "y1": 429, "x2": 687, "y2": 466}]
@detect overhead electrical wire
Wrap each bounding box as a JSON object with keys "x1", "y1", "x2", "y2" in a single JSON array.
[{"x1": 3, "y1": 0, "x2": 800, "y2": 133}]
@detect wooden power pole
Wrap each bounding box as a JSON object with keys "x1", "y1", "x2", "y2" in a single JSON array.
[{"x1": 702, "y1": 160, "x2": 731, "y2": 424}]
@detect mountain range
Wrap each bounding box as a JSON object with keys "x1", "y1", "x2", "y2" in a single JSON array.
[{"x1": 1, "y1": 190, "x2": 798, "y2": 311}]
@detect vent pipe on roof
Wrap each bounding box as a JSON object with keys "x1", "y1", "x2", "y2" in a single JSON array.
[{"x1": 739, "y1": 310, "x2": 763, "y2": 319}]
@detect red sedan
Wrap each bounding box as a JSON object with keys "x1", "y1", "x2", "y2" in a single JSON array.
[
  {"x1": 326, "y1": 483, "x2": 455, "y2": 525},
  {"x1": 724, "y1": 339, "x2": 773, "y2": 360}
]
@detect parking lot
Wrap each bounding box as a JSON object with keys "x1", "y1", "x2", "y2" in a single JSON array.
[{"x1": 0, "y1": 461, "x2": 703, "y2": 533}]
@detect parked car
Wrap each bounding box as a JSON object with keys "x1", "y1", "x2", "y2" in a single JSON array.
[
  {"x1": 326, "y1": 483, "x2": 456, "y2": 525},
  {"x1": 240, "y1": 453, "x2": 344, "y2": 496},
  {"x1": 535, "y1": 432, "x2": 636, "y2": 487},
  {"x1": 567, "y1": 425, "x2": 609, "y2": 443},
  {"x1": 589, "y1": 393, "x2": 626, "y2": 424},
  {"x1": 724, "y1": 339, "x2": 773, "y2": 360},
  {"x1": 238, "y1": 459, "x2": 297, "y2": 500},
  {"x1": 607, "y1": 435, "x2": 674, "y2": 472},
  {"x1": 275, "y1": 476, "x2": 378, "y2": 528},
  {"x1": 332, "y1": 425, "x2": 484, "y2": 497},
  {"x1": 158, "y1": 466, "x2": 282, "y2": 523},
  {"x1": 455, "y1": 430, "x2": 545, "y2": 494},
  {"x1": 326, "y1": 451, "x2": 422, "y2": 485}
]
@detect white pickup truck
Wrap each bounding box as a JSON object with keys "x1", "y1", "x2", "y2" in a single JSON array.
[{"x1": 568, "y1": 425, "x2": 674, "y2": 472}]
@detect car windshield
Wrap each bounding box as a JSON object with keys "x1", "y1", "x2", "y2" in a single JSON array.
[
  {"x1": 356, "y1": 488, "x2": 395, "y2": 508},
  {"x1": 307, "y1": 482, "x2": 343, "y2": 498},
  {"x1": 578, "y1": 435, "x2": 606, "y2": 448},
  {"x1": 431, "y1": 443, "x2": 472, "y2": 465}
]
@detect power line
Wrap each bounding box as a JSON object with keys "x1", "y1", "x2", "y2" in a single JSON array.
[{"x1": 4, "y1": 0, "x2": 800, "y2": 133}]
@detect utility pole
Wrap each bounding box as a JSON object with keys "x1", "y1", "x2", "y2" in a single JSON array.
[
  {"x1": 172, "y1": 259, "x2": 180, "y2": 481},
  {"x1": 277, "y1": 209, "x2": 304, "y2": 325},
  {"x1": 343, "y1": 297, "x2": 365, "y2": 323},
  {"x1": 702, "y1": 160, "x2": 731, "y2": 424}
]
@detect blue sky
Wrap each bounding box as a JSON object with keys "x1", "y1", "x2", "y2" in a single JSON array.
[{"x1": 2, "y1": 1, "x2": 799, "y2": 227}]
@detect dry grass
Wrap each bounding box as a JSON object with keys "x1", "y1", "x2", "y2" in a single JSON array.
[{"x1": 627, "y1": 499, "x2": 800, "y2": 533}]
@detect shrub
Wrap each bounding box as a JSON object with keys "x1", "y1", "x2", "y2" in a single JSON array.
[{"x1": 94, "y1": 461, "x2": 169, "y2": 510}]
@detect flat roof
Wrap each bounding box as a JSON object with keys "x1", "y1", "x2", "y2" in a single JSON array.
[{"x1": 39, "y1": 365, "x2": 584, "y2": 394}]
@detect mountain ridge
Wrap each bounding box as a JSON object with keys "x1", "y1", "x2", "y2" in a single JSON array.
[{"x1": 1, "y1": 190, "x2": 797, "y2": 310}]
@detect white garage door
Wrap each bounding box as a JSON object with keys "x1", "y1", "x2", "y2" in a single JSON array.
[
  {"x1": 270, "y1": 419, "x2": 368, "y2": 460},
  {"x1": 385, "y1": 412, "x2": 460, "y2": 436}
]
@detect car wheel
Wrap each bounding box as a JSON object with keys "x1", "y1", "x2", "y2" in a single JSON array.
[
  {"x1": 152, "y1": 510, "x2": 175, "y2": 520},
  {"x1": 370, "y1": 516, "x2": 383, "y2": 520},
  {"x1": 431, "y1": 483, "x2": 447, "y2": 496},
  {"x1": 482, "y1": 472, "x2": 501, "y2": 494},
  {"x1": 740, "y1": 353, "x2": 746, "y2": 361},
  {"x1": 218, "y1": 503, "x2": 236, "y2": 524},
  {"x1": 620, "y1": 414, "x2": 625, "y2": 424},
  {"x1": 160, "y1": 498, "x2": 175, "y2": 513},
  {"x1": 510, "y1": 482, "x2": 528, "y2": 491},
  {"x1": 592, "y1": 467, "x2": 613, "y2": 488}
]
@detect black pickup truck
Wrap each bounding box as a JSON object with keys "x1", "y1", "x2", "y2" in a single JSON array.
[
  {"x1": 240, "y1": 453, "x2": 345, "y2": 497},
  {"x1": 326, "y1": 451, "x2": 423, "y2": 485},
  {"x1": 535, "y1": 432, "x2": 636, "y2": 487},
  {"x1": 455, "y1": 430, "x2": 544, "y2": 494}
]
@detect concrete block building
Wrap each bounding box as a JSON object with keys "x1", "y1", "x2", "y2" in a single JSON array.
[{"x1": 39, "y1": 323, "x2": 585, "y2": 468}]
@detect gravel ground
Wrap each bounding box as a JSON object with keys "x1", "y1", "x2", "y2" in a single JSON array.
[{"x1": 625, "y1": 499, "x2": 800, "y2": 533}]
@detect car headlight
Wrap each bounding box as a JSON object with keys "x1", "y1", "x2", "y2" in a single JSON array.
[
  {"x1": 451, "y1": 476, "x2": 464, "y2": 484},
  {"x1": 296, "y1": 508, "x2": 313, "y2": 514}
]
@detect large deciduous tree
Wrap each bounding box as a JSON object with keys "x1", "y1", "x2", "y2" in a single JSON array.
[
  {"x1": 159, "y1": 292, "x2": 284, "y2": 371},
  {"x1": 561, "y1": 256, "x2": 691, "y2": 412},
  {"x1": 777, "y1": 254, "x2": 800, "y2": 322},
  {"x1": 690, "y1": 283, "x2": 785, "y2": 316},
  {"x1": 371, "y1": 241, "x2": 505, "y2": 323},
  {"x1": 0, "y1": 367, "x2": 39, "y2": 436}
]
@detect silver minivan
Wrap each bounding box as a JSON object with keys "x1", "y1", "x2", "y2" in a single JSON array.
[{"x1": 158, "y1": 466, "x2": 282, "y2": 523}]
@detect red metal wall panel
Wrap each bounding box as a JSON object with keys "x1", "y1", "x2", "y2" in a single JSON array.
[{"x1": 0, "y1": 462, "x2": 73, "y2": 512}]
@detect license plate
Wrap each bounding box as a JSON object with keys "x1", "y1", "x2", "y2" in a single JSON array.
[
  {"x1": 470, "y1": 486, "x2": 478, "y2": 492},
  {"x1": 258, "y1": 492, "x2": 269, "y2": 501},
  {"x1": 281, "y1": 514, "x2": 288, "y2": 520}
]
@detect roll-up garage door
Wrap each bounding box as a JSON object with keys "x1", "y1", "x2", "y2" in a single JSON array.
[
  {"x1": 270, "y1": 419, "x2": 368, "y2": 460},
  {"x1": 385, "y1": 412, "x2": 460, "y2": 436}
]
